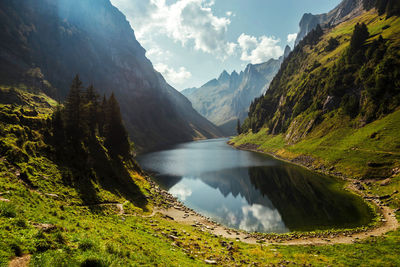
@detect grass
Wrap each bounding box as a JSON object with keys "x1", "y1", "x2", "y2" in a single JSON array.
[{"x1": 0, "y1": 85, "x2": 400, "y2": 265}]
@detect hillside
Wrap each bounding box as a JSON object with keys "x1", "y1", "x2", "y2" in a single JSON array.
[
  {"x1": 0, "y1": 0, "x2": 222, "y2": 152},
  {"x1": 233, "y1": 1, "x2": 400, "y2": 198},
  {"x1": 1, "y1": 85, "x2": 400, "y2": 266},
  {"x1": 182, "y1": 57, "x2": 284, "y2": 135}
]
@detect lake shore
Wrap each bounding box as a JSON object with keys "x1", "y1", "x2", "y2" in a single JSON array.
[{"x1": 197, "y1": 140, "x2": 399, "y2": 245}]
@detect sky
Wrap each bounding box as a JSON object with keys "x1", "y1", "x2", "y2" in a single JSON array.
[{"x1": 110, "y1": 0, "x2": 342, "y2": 91}]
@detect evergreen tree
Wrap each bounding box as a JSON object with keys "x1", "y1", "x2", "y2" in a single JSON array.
[
  {"x1": 85, "y1": 85, "x2": 99, "y2": 136},
  {"x1": 349, "y1": 23, "x2": 369, "y2": 53},
  {"x1": 236, "y1": 119, "x2": 242, "y2": 135},
  {"x1": 98, "y1": 94, "x2": 107, "y2": 137},
  {"x1": 64, "y1": 75, "x2": 83, "y2": 141},
  {"x1": 52, "y1": 105, "x2": 64, "y2": 143},
  {"x1": 104, "y1": 93, "x2": 131, "y2": 158}
]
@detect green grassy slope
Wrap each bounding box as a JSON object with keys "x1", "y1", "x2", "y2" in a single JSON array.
[
  {"x1": 1, "y1": 87, "x2": 400, "y2": 266},
  {"x1": 232, "y1": 9, "x2": 400, "y2": 202},
  {"x1": 229, "y1": 8, "x2": 400, "y2": 264}
]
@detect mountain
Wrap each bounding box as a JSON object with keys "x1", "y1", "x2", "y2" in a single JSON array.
[
  {"x1": 0, "y1": 0, "x2": 222, "y2": 152},
  {"x1": 295, "y1": 0, "x2": 364, "y2": 45},
  {"x1": 234, "y1": 1, "x2": 400, "y2": 180},
  {"x1": 182, "y1": 57, "x2": 284, "y2": 135}
]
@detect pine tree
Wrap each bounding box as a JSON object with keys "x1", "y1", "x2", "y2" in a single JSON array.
[
  {"x1": 104, "y1": 93, "x2": 131, "y2": 158},
  {"x1": 64, "y1": 75, "x2": 83, "y2": 141},
  {"x1": 349, "y1": 23, "x2": 369, "y2": 54},
  {"x1": 85, "y1": 85, "x2": 99, "y2": 136},
  {"x1": 236, "y1": 119, "x2": 241, "y2": 135},
  {"x1": 52, "y1": 105, "x2": 64, "y2": 143},
  {"x1": 98, "y1": 94, "x2": 107, "y2": 137}
]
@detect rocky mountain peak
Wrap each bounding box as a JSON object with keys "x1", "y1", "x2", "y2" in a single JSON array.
[
  {"x1": 284, "y1": 45, "x2": 292, "y2": 59},
  {"x1": 218, "y1": 70, "x2": 231, "y2": 83},
  {"x1": 295, "y1": 0, "x2": 364, "y2": 45}
]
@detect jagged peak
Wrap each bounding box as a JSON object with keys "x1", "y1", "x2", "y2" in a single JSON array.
[
  {"x1": 218, "y1": 70, "x2": 230, "y2": 83},
  {"x1": 284, "y1": 45, "x2": 291, "y2": 59},
  {"x1": 202, "y1": 78, "x2": 219, "y2": 88}
]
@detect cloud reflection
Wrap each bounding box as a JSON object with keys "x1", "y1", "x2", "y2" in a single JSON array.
[
  {"x1": 170, "y1": 183, "x2": 192, "y2": 201},
  {"x1": 239, "y1": 204, "x2": 288, "y2": 233}
]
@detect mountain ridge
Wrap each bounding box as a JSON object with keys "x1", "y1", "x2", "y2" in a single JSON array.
[
  {"x1": 182, "y1": 57, "x2": 284, "y2": 135},
  {"x1": 0, "y1": 0, "x2": 223, "y2": 152}
]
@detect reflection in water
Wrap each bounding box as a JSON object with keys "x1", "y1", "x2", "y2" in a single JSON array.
[{"x1": 138, "y1": 138, "x2": 374, "y2": 233}]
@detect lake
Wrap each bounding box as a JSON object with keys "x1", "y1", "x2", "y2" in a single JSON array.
[{"x1": 138, "y1": 138, "x2": 374, "y2": 233}]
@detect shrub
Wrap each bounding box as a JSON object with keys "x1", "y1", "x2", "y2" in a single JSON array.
[
  {"x1": 78, "y1": 239, "x2": 95, "y2": 251},
  {"x1": 0, "y1": 202, "x2": 17, "y2": 218}
]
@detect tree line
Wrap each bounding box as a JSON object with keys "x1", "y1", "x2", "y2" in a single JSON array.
[{"x1": 52, "y1": 75, "x2": 131, "y2": 159}]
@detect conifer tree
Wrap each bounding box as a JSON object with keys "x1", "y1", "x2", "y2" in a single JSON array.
[
  {"x1": 349, "y1": 23, "x2": 369, "y2": 54},
  {"x1": 104, "y1": 93, "x2": 131, "y2": 158},
  {"x1": 236, "y1": 119, "x2": 241, "y2": 135},
  {"x1": 98, "y1": 94, "x2": 107, "y2": 137},
  {"x1": 64, "y1": 75, "x2": 83, "y2": 141},
  {"x1": 85, "y1": 85, "x2": 99, "y2": 136}
]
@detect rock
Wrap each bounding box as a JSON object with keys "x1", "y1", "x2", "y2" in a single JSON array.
[
  {"x1": 32, "y1": 223, "x2": 57, "y2": 233},
  {"x1": 45, "y1": 193, "x2": 59, "y2": 198},
  {"x1": 380, "y1": 179, "x2": 391, "y2": 186},
  {"x1": 204, "y1": 260, "x2": 217, "y2": 265}
]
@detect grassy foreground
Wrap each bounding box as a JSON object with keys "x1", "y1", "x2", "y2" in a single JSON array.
[{"x1": 0, "y1": 87, "x2": 399, "y2": 266}]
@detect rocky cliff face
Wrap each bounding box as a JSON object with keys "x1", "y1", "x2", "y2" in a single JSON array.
[
  {"x1": 295, "y1": 0, "x2": 364, "y2": 45},
  {"x1": 0, "y1": 0, "x2": 222, "y2": 151},
  {"x1": 182, "y1": 58, "x2": 283, "y2": 135}
]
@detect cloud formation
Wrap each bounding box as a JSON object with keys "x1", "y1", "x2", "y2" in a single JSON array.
[
  {"x1": 287, "y1": 33, "x2": 298, "y2": 46},
  {"x1": 154, "y1": 63, "x2": 192, "y2": 85},
  {"x1": 113, "y1": 0, "x2": 236, "y2": 58},
  {"x1": 238, "y1": 34, "x2": 283, "y2": 64}
]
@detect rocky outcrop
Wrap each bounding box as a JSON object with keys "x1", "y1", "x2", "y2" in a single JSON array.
[
  {"x1": 0, "y1": 0, "x2": 222, "y2": 152},
  {"x1": 295, "y1": 0, "x2": 364, "y2": 45}
]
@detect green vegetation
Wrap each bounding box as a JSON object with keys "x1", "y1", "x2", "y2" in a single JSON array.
[
  {"x1": 1, "y1": 6, "x2": 400, "y2": 267},
  {"x1": 0, "y1": 85, "x2": 399, "y2": 266},
  {"x1": 231, "y1": 7, "x2": 400, "y2": 265}
]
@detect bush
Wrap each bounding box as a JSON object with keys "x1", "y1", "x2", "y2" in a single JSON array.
[
  {"x1": 0, "y1": 202, "x2": 17, "y2": 218},
  {"x1": 325, "y1": 37, "x2": 339, "y2": 52},
  {"x1": 10, "y1": 243, "x2": 23, "y2": 257},
  {"x1": 78, "y1": 239, "x2": 95, "y2": 251}
]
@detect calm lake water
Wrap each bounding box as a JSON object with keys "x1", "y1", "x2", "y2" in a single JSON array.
[{"x1": 138, "y1": 138, "x2": 374, "y2": 233}]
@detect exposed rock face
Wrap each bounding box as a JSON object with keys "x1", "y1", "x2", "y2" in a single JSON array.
[
  {"x1": 0, "y1": 0, "x2": 222, "y2": 152},
  {"x1": 182, "y1": 58, "x2": 282, "y2": 135},
  {"x1": 295, "y1": 0, "x2": 364, "y2": 45}
]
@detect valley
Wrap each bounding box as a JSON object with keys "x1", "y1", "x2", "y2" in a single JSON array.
[{"x1": 1, "y1": 0, "x2": 400, "y2": 266}]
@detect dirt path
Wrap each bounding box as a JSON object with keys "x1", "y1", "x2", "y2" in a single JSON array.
[
  {"x1": 152, "y1": 192, "x2": 398, "y2": 245},
  {"x1": 8, "y1": 255, "x2": 31, "y2": 267}
]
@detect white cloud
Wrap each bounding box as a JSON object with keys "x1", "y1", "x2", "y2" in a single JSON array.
[
  {"x1": 239, "y1": 204, "x2": 288, "y2": 233},
  {"x1": 238, "y1": 33, "x2": 283, "y2": 64},
  {"x1": 113, "y1": 0, "x2": 236, "y2": 59},
  {"x1": 170, "y1": 183, "x2": 192, "y2": 201},
  {"x1": 154, "y1": 63, "x2": 192, "y2": 85},
  {"x1": 146, "y1": 46, "x2": 172, "y2": 59},
  {"x1": 226, "y1": 11, "x2": 233, "y2": 16},
  {"x1": 287, "y1": 33, "x2": 298, "y2": 45}
]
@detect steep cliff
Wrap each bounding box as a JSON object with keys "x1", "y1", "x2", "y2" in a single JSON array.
[
  {"x1": 0, "y1": 0, "x2": 222, "y2": 152},
  {"x1": 295, "y1": 0, "x2": 364, "y2": 45}
]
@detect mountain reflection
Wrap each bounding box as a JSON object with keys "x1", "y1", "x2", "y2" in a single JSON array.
[{"x1": 139, "y1": 139, "x2": 374, "y2": 233}]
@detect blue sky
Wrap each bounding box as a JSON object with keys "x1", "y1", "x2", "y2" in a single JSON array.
[{"x1": 111, "y1": 0, "x2": 341, "y2": 91}]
